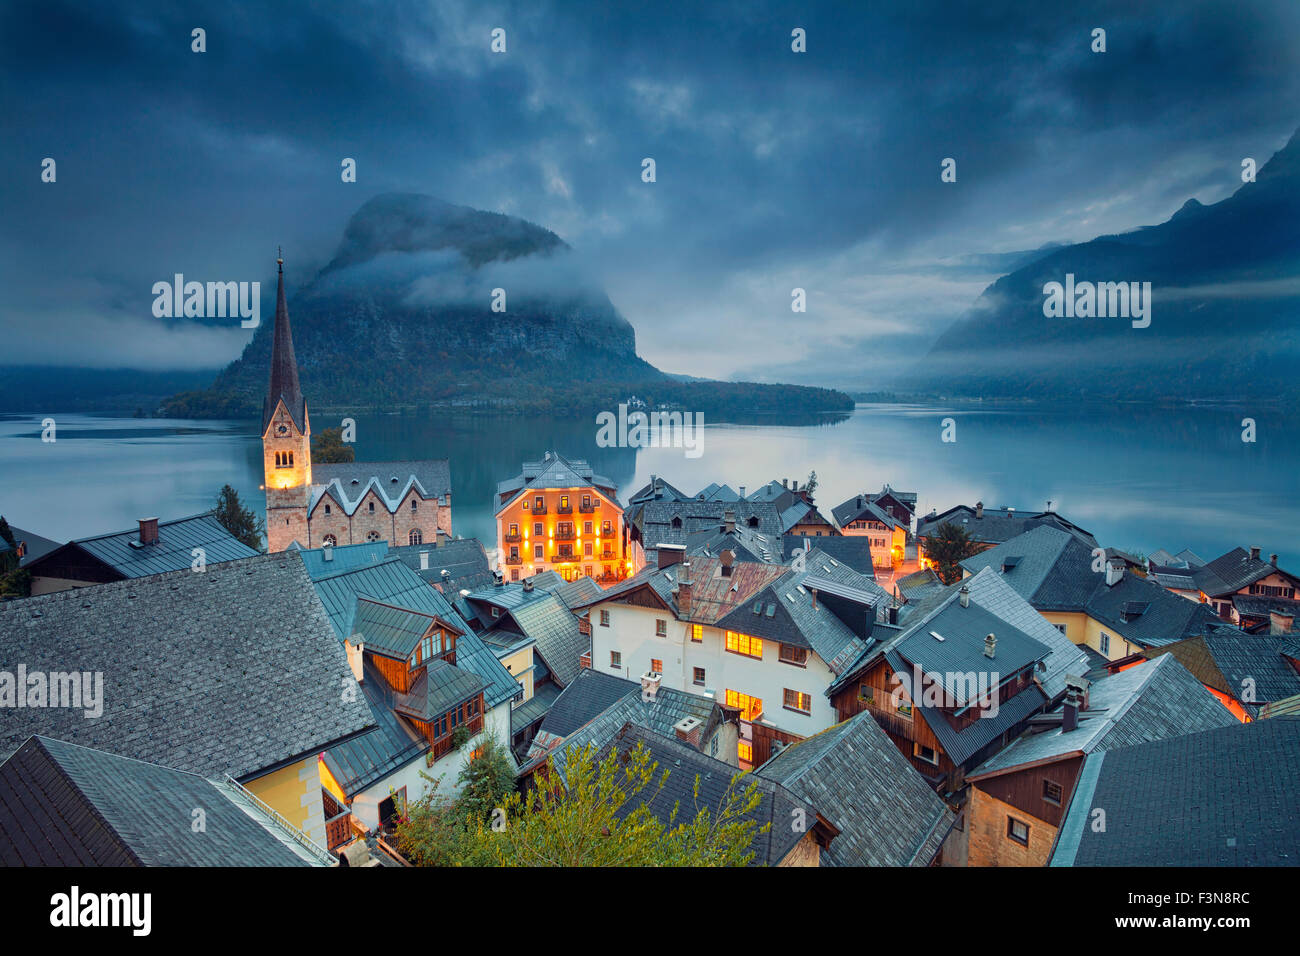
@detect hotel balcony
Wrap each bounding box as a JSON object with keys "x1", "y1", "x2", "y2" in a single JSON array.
[
  {"x1": 556, "y1": 503, "x2": 573, "y2": 514},
  {"x1": 505, "y1": 554, "x2": 523, "y2": 566},
  {"x1": 554, "y1": 528, "x2": 576, "y2": 541},
  {"x1": 601, "y1": 550, "x2": 616, "y2": 560},
  {"x1": 578, "y1": 502, "x2": 596, "y2": 513},
  {"x1": 503, "y1": 532, "x2": 522, "y2": 543},
  {"x1": 551, "y1": 552, "x2": 578, "y2": 564},
  {"x1": 531, "y1": 504, "x2": 548, "y2": 515}
]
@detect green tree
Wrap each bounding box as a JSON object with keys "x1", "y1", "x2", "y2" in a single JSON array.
[
  {"x1": 312, "y1": 427, "x2": 355, "y2": 463},
  {"x1": 0, "y1": 517, "x2": 31, "y2": 599},
  {"x1": 396, "y1": 741, "x2": 766, "y2": 867},
  {"x1": 805, "y1": 470, "x2": 818, "y2": 498},
  {"x1": 455, "y1": 736, "x2": 516, "y2": 824},
  {"x1": 926, "y1": 521, "x2": 982, "y2": 584},
  {"x1": 214, "y1": 484, "x2": 265, "y2": 552}
]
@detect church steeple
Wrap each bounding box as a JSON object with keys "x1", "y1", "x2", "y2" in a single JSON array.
[{"x1": 262, "y1": 249, "x2": 307, "y2": 435}]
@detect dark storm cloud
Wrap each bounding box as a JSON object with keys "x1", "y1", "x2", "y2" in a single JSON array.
[{"x1": 1, "y1": 0, "x2": 1297, "y2": 384}]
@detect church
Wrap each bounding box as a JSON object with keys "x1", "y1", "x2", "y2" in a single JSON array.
[{"x1": 261, "y1": 253, "x2": 452, "y2": 553}]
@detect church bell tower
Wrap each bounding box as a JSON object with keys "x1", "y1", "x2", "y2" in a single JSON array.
[{"x1": 262, "y1": 250, "x2": 312, "y2": 552}]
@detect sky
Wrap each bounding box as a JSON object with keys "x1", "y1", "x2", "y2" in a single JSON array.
[{"x1": 2, "y1": 0, "x2": 1298, "y2": 389}]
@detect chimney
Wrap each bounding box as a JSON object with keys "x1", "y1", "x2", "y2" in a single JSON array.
[
  {"x1": 857, "y1": 495, "x2": 863, "y2": 508},
  {"x1": 657, "y1": 544, "x2": 685, "y2": 569},
  {"x1": 782, "y1": 478, "x2": 788, "y2": 489},
  {"x1": 1250, "y1": 546, "x2": 1261, "y2": 561},
  {"x1": 493, "y1": 570, "x2": 504, "y2": 587},
  {"x1": 673, "y1": 716, "x2": 703, "y2": 748},
  {"x1": 522, "y1": 577, "x2": 534, "y2": 593},
  {"x1": 720, "y1": 549, "x2": 734, "y2": 577},
  {"x1": 724, "y1": 509, "x2": 736, "y2": 534},
  {"x1": 678, "y1": 562, "x2": 693, "y2": 617},
  {"x1": 138, "y1": 517, "x2": 159, "y2": 545},
  {"x1": 345, "y1": 636, "x2": 364, "y2": 683},
  {"x1": 1062, "y1": 689, "x2": 1079, "y2": 733},
  {"x1": 975, "y1": 501, "x2": 983, "y2": 519},
  {"x1": 810, "y1": 587, "x2": 818, "y2": 610},
  {"x1": 1105, "y1": 558, "x2": 1124, "y2": 587},
  {"x1": 983, "y1": 633, "x2": 996, "y2": 659},
  {"x1": 959, "y1": 584, "x2": 970, "y2": 608},
  {"x1": 440, "y1": 569, "x2": 450, "y2": 582},
  {"x1": 1270, "y1": 611, "x2": 1295, "y2": 635},
  {"x1": 739, "y1": 486, "x2": 746, "y2": 499},
  {"x1": 641, "y1": 671, "x2": 663, "y2": 697},
  {"x1": 1270, "y1": 553, "x2": 1279, "y2": 567}
]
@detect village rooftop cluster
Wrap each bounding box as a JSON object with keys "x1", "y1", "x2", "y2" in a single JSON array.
[{"x1": 1, "y1": 265, "x2": 1297, "y2": 867}]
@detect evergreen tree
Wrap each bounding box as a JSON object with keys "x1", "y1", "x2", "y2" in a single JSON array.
[
  {"x1": 312, "y1": 427, "x2": 355, "y2": 463},
  {"x1": 214, "y1": 484, "x2": 265, "y2": 552},
  {"x1": 455, "y1": 736, "x2": 517, "y2": 824},
  {"x1": 926, "y1": 521, "x2": 982, "y2": 584}
]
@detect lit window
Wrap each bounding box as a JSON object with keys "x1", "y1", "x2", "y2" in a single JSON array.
[
  {"x1": 724, "y1": 689, "x2": 762, "y2": 721},
  {"x1": 783, "y1": 689, "x2": 812, "y2": 714},
  {"x1": 738, "y1": 741, "x2": 753, "y2": 763},
  {"x1": 650, "y1": 658, "x2": 663, "y2": 674},
  {"x1": 725, "y1": 631, "x2": 763, "y2": 660},
  {"x1": 655, "y1": 619, "x2": 668, "y2": 637},
  {"x1": 691, "y1": 624, "x2": 703, "y2": 643}
]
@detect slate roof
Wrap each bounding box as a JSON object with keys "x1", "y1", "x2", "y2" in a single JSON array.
[
  {"x1": 7, "y1": 525, "x2": 62, "y2": 568},
  {"x1": 961, "y1": 526, "x2": 1230, "y2": 650},
  {"x1": 756, "y1": 712, "x2": 953, "y2": 866},
  {"x1": 495, "y1": 451, "x2": 618, "y2": 512},
  {"x1": 29, "y1": 512, "x2": 258, "y2": 580},
  {"x1": 970, "y1": 655, "x2": 1238, "y2": 778},
  {"x1": 1193, "y1": 547, "x2": 1296, "y2": 597},
  {"x1": 0, "y1": 736, "x2": 325, "y2": 866},
  {"x1": 386, "y1": 539, "x2": 494, "y2": 595},
  {"x1": 918, "y1": 505, "x2": 1096, "y2": 548},
  {"x1": 0, "y1": 551, "x2": 374, "y2": 781},
  {"x1": 634, "y1": 500, "x2": 782, "y2": 557},
  {"x1": 347, "y1": 596, "x2": 460, "y2": 661},
  {"x1": 294, "y1": 540, "x2": 389, "y2": 580},
  {"x1": 686, "y1": 524, "x2": 782, "y2": 564},
  {"x1": 595, "y1": 723, "x2": 813, "y2": 866},
  {"x1": 1052, "y1": 717, "x2": 1300, "y2": 866},
  {"x1": 1232, "y1": 593, "x2": 1300, "y2": 622},
  {"x1": 311, "y1": 558, "x2": 519, "y2": 709},
  {"x1": 782, "y1": 534, "x2": 878, "y2": 577},
  {"x1": 831, "y1": 495, "x2": 902, "y2": 529},
  {"x1": 395, "y1": 659, "x2": 486, "y2": 721},
  {"x1": 525, "y1": 671, "x2": 725, "y2": 769},
  {"x1": 506, "y1": 594, "x2": 589, "y2": 687},
  {"x1": 778, "y1": 500, "x2": 834, "y2": 534},
  {"x1": 310, "y1": 461, "x2": 451, "y2": 516},
  {"x1": 1144, "y1": 630, "x2": 1300, "y2": 711},
  {"x1": 323, "y1": 658, "x2": 428, "y2": 799},
  {"x1": 509, "y1": 682, "x2": 563, "y2": 732},
  {"x1": 897, "y1": 568, "x2": 945, "y2": 604},
  {"x1": 583, "y1": 556, "x2": 790, "y2": 627}
]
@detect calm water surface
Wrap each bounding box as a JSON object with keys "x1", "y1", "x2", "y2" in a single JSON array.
[{"x1": 1, "y1": 404, "x2": 1295, "y2": 568}]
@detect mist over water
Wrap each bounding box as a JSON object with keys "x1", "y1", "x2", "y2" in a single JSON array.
[{"x1": 2, "y1": 403, "x2": 1295, "y2": 570}]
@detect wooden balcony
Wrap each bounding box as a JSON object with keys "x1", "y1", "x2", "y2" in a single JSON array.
[
  {"x1": 325, "y1": 809, "x2": 354, "y2": 852},
  {"x1": 531, "y1": 504, "x2": 548, "y2": 515},
  {"x1": 429, "y1": 715, "x2": 485, "y2": 762},
  {"x1": 504, "y1": 532, "x2": 522, "y2": 543},
  {"x1": 556, "y1": 503, "x2": 573, "y2": 514},
  {"x1": 865, "y1": 701, "x2": 916, "y2": 741},
  {"x1": 554, "y1": 528, "x2": 576, "y2": 540},
  {"x1": 505, "y1": 553, "x2": 523, "y2": 565},
  {"x1": 579, "y1": 502, "x2": 596, "y2": 513},
  {"x1": 551, "y1": 552, "x2": 578, "y2": 564}
]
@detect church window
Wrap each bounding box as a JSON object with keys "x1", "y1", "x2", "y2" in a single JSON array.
[
  {"x1": 324, "y1": 504, "x2": 331, "y2": 515},
  {"x1": 411, "y1": 499, "x2": 418, "y2": 511},
  {"x1": 368, "y1": 501, "x2": 375, "y2": 513},
  {"x1": 367, "y1": 531, "x2": 381, "y2": 542},
  {"x1": 323, "y1": 534, "x2": 337, "y2": 546},
  {"x1": 409, "y1": 529, "x2": 423, "y2": 546},
  {"x1": 288, "y1": 452, "x2": 293, "y2": 466}
]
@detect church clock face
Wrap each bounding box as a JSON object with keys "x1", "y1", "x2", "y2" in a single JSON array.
[{"x1": 277, "y1": 423, "x2": 289, "y2": 436}]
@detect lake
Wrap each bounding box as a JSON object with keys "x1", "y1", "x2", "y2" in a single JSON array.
[{"x1": 1, "y1": 403, "x2": 1296, "y2": 569}]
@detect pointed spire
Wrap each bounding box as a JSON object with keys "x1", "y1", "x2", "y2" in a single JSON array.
[{"x1": 262, "y1": 250, "x2": 307, "y2": 434}]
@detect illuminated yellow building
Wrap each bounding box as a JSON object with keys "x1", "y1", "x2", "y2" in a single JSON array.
[{"x1": 494, "y1": 451, "x2": 630, "y2": 584}]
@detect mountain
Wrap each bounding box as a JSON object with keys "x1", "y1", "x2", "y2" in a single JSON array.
[
  {"x1": 162, "y1": 193, "x2": 850, "y2": 420},
  {"x1": 905, "y1": 128, "x2": 1300, "y2": 402}
]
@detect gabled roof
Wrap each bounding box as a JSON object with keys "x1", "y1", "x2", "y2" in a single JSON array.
[
  {"x1": 584, "y1": 555, "x2": 790, "y2": 626},
  {"x1": 970, "y1": 655, "x2": 1238, "y2": 779},
  {"x1": 918, "y1": 505, "x2": 1096, "y2": 548},
  {"x1": 695, "y1": 482, "x2": 742, "y2": 502},
  {"x1": 1052, "y1": 717, "x2": 1300, "y2": 866},
  {"x1": 1193, "y1": 547, "x2": 1297, "y2": 597},
  {"x1": 593, "y1": 723, "x2": 816, "y2": 866},
  {"x1": 0, "y1": 551, "x2": 374, "y2": 781},
  {"x1": 395, "y1": 659, "x2": 487, "y2": 721},
  {"x1": 686, "y1": 523, "x2": 782, "y2": 564},
  {"x1": 782, "y1": 534, "x2": 878, "y2": 577},
  {"x1": 505, "y1": 593, "x2": 589, "y2": 687},
  {"x1": 831, "y1": 495, "x2": 902, "y2": 529},
  {"x1": 0, "y1": 736, "x2": 326, "y2": 866},
  {"x1": 6, "y1": 524, "x2": 62, "y2": 567},
  {"x1": 495, "y1": 451, "x2": 618, "y2": 512},
  {"x1": 756, "y1": 713, "x2": 953, "y2": 866},
  {"x1": 311, "y1": 558, "x2": 519, "y2": 709},
  {"x1": 310, "y1": 461, "x2": 451, "y2": 515},
  {"x1": 961, "y1": 526, "x2": 1231, "y2": 650},
  {"x1": 323, "y1": 658, "x2": 428, "y2": 799},
  {"x1": 386, "y1": 539, "x2": 493, "y2": 595},
  {"x1": 634, "y1": 500, "x2": 783, "y2": 556},
  {"x1": 347, "y1": 596, "x2": 461, "y2": 661},
  {"x1": 1144, "y1": 630, "x2": 1300, "y2": 709},
  {"x1": 29, "y1": 512, "x2": 258, "y2": 580},
  {"x1": 778, "y1": 500, "x2": 833, "y2": 534},
  {"x1": 896, "y1": 568, "x2": 945, "y2": 604}
]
